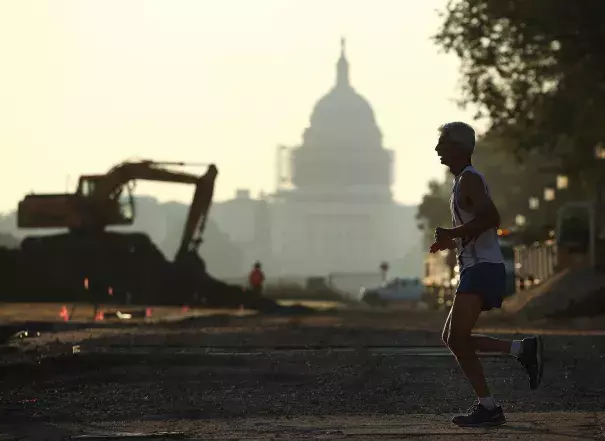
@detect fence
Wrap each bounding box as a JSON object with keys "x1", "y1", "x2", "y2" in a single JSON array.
[
  {"x1": 421, "y1": 241, "x2": 561, "y2": 307},
  {"x1": 513, "y1": 240, "x2": 558, "y2": 290}
]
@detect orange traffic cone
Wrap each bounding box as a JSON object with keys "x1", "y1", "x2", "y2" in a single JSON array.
[
  {"x1": 181, "y1": 305, "x2": 189, "y2": 313},
  {"x1": 94, "y1": 310, "x2": 104, "y2": 321},
  {"x1": 59, "y1": 305, "x2": 69, "y2": 322},
  {"x1": 145, "y1": 308, "x2": 153, "y2": 318}
]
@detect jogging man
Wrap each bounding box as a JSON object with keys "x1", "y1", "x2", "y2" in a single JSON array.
[{"x1": 430, "y1": 122, "x2": 544, "y2": 427}]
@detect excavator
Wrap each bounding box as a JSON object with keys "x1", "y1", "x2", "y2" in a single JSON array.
[
  {"x1": 17, "y1": 160, "x2": 217, "y2": 258},
  {"x1": 7, "y1": 160, "x2": 279, "y2": 309}
]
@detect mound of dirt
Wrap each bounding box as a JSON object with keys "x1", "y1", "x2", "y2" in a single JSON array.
[
  {"x1": 502, "y1": 270, "x2": 570, "y2": 314},
  {"x1": 503, "y1": 268, "x2": 605, "y2": 320}
]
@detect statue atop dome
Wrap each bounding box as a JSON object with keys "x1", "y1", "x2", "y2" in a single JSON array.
[{"x1": 336, "y1": 37, "x2": 350, "y2": 88}]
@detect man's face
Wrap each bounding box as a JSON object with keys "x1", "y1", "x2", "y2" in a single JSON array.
[{"x1": 435, "y1": 134, "x2": 465, "y2": 167}]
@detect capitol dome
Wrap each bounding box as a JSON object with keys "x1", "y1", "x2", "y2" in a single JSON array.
[
  {"x1": 302, "y1": 39, "x2": 383, "y2": 150},
  {"x1": 290, "y1": 39, "x2": 393, "y2": 191}
]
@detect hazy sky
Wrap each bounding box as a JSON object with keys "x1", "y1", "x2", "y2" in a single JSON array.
[{"x1": 0, "y1": 0, "x2": 483, "y2": 215}]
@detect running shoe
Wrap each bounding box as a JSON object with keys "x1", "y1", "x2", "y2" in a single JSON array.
[
  {"x1": 452, "y1": 403, "x2": 506, "y2": 427},
  {"x1": 516, "y1": 335, "x2": 544, "y2": 389}
]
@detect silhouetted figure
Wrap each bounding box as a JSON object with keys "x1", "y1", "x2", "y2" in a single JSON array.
[
  {"x1": 431, "y1": 121, "x2": 543, "y2": 427},
  {"x1": 248, "y1": 261, "x2": 265, "y2": 295}
]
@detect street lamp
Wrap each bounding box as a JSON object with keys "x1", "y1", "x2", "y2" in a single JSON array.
[
  {"x1": 595, "y1": 143, "x2": 605, "y2": 160},
  {"x1": 544, "y1": 187, "x2": 556, "y2": 202},
  {"x1": 556, "y1": 175, "x2": 569, "y2": 190},
  {"x1": 515, "y1": 214, "x2": 526, "y2": 227},
  {"x1": 380, "y1": 261, "x2": 389, "y2": 285},
  {"x1": 529, "y1": 197, "x2": 540, "y2": 210}
]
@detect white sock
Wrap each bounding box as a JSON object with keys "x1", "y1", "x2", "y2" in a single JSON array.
[
  {"x1": 510, "y1": 340, "x2": 523, "y2": 357},
  {"x1": 479, "y1": 396, "x2": 497, "y2": 410}
]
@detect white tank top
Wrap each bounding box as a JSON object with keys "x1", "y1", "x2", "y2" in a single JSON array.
[{"x1": 450, "y1": 165, "x2": 503, "y2": 270}]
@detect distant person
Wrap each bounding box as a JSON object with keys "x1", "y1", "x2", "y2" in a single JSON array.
[
  {"x1": 430, "y1": 122, "x2": 543, "y2": 427},
  {"x1": 248, "y1": 261, "x2": 265, "y2": 295}
]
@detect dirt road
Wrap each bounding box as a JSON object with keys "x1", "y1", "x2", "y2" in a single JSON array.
[{"x1": 1, "y1": 306, "x2": 604, "y2": 440}]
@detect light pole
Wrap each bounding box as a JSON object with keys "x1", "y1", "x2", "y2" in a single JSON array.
[
  {"x1": 593, "y1": 143, "x2": 605, "y2": 267},
  {"x1": 380, "y1": 261, "x2": 389, "y2": 285}
]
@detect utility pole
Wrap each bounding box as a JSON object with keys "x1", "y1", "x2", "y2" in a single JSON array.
[{"x1": 593, "y1": 143, "x2": 605, "y2": 268}]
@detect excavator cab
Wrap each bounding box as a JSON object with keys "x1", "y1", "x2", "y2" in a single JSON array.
[
  {"x1": 17, "y1": 176, "x2": 136, "y2": 230},
  {"x1": 76, "y1": 175, "x2": 136, "y2": 225}
]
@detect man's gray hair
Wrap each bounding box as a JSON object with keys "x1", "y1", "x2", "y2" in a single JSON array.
[{"x1": 438, "y1": 121, "x2": 476, "y2": 154}]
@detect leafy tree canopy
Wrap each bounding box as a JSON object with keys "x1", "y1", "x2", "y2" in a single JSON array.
[{"x1": 434, "y1": 0, "x2": 605, "y2": 178}]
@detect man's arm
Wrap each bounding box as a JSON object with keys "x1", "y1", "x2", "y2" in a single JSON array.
[
  {"x1": 449, "y1": 172, "x2": 500, "y2": 239},
  {"x1": 429, "y1": 238, "x2": 457, "y2": 253}
]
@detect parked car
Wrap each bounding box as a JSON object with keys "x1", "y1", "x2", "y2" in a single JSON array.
[{"x1": 360, "y1": 277, "x2": 424, "y2": 306}]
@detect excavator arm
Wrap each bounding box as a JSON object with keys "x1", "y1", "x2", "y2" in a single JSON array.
[
  {"x1": 176, "y1": 164, "x2": 217, "y2": 257},
  {"x1": 92, "y1": 161, "x2": 204, "y2": 199},
  {"x1": 90, "y1": 160, "x2": 218, "y2": 257}
]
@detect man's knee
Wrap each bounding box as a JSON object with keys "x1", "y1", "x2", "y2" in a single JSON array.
[
  {"x1": 446, "y1": 330, "x2": 471, "y2": 354},
  {"x1": 441, "y1": 326, "x2": 449, "y2": 346},
  {"x1": 445, "y1": 293, "x2": 482, "y2": 353},
  {"x1": 442, "y1": 311, "x2": 452, "y2": 347}
]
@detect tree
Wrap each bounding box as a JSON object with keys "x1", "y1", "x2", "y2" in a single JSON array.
[
  {"x1": 434, "y1": 0, "x2": 605, "y2": 186},
  {"x1": 416, "y1": 174, "x2": 451, "y2": 236},
  {"x1": 471, "y1": 132, "x2": 561, "y2": 227}
]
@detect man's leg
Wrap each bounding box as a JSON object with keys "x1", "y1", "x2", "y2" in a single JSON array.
[
  {"x1": 455, "y1": 262, "x2": 544, "y2": 390},
  {"x1": 446, "y1": 293, "x2": 491, "y2": 399},
  {"x1": 445, "y1": 317, "x2": 542, "y2": 383},
  {"x1": 471, "y1": 332, "x2": 544, "y2": 389},
  {"x1": 443, "y1": 309, "x2": 512, "y2": 353},
  {"x1": 446, "y1": 293, "x2": 506, "y2": 426},
  {"x1": 471, "y1": 334, "x2": 512, "y2": 353},
  {"x1": 441, "y1": 306, "x2": 452, "y2": 346}
]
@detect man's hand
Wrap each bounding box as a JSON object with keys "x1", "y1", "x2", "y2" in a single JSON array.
[
  {"x1": 429, "y1": 235, "x2": 456, "y2": 254},
  {"x1": 434, "y1": 227, "x2": 455, "y2": 244},
  {"x1": 429, "y1": 241, "x2": 444, "y2": 253}
]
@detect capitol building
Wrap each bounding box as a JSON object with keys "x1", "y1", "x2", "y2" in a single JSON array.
[{"x1": 211, "y1": 40, "x2": 420, "y2": 279}]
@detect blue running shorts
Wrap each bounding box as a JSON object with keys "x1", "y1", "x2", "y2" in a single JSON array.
[{"x1": 456, "y1": 262, "x2": 506, "y2": 311}]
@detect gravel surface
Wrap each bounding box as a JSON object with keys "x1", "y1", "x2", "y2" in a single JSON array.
[{"x1": 1, "y1": 308, "x2": 604, "y2": 439}]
